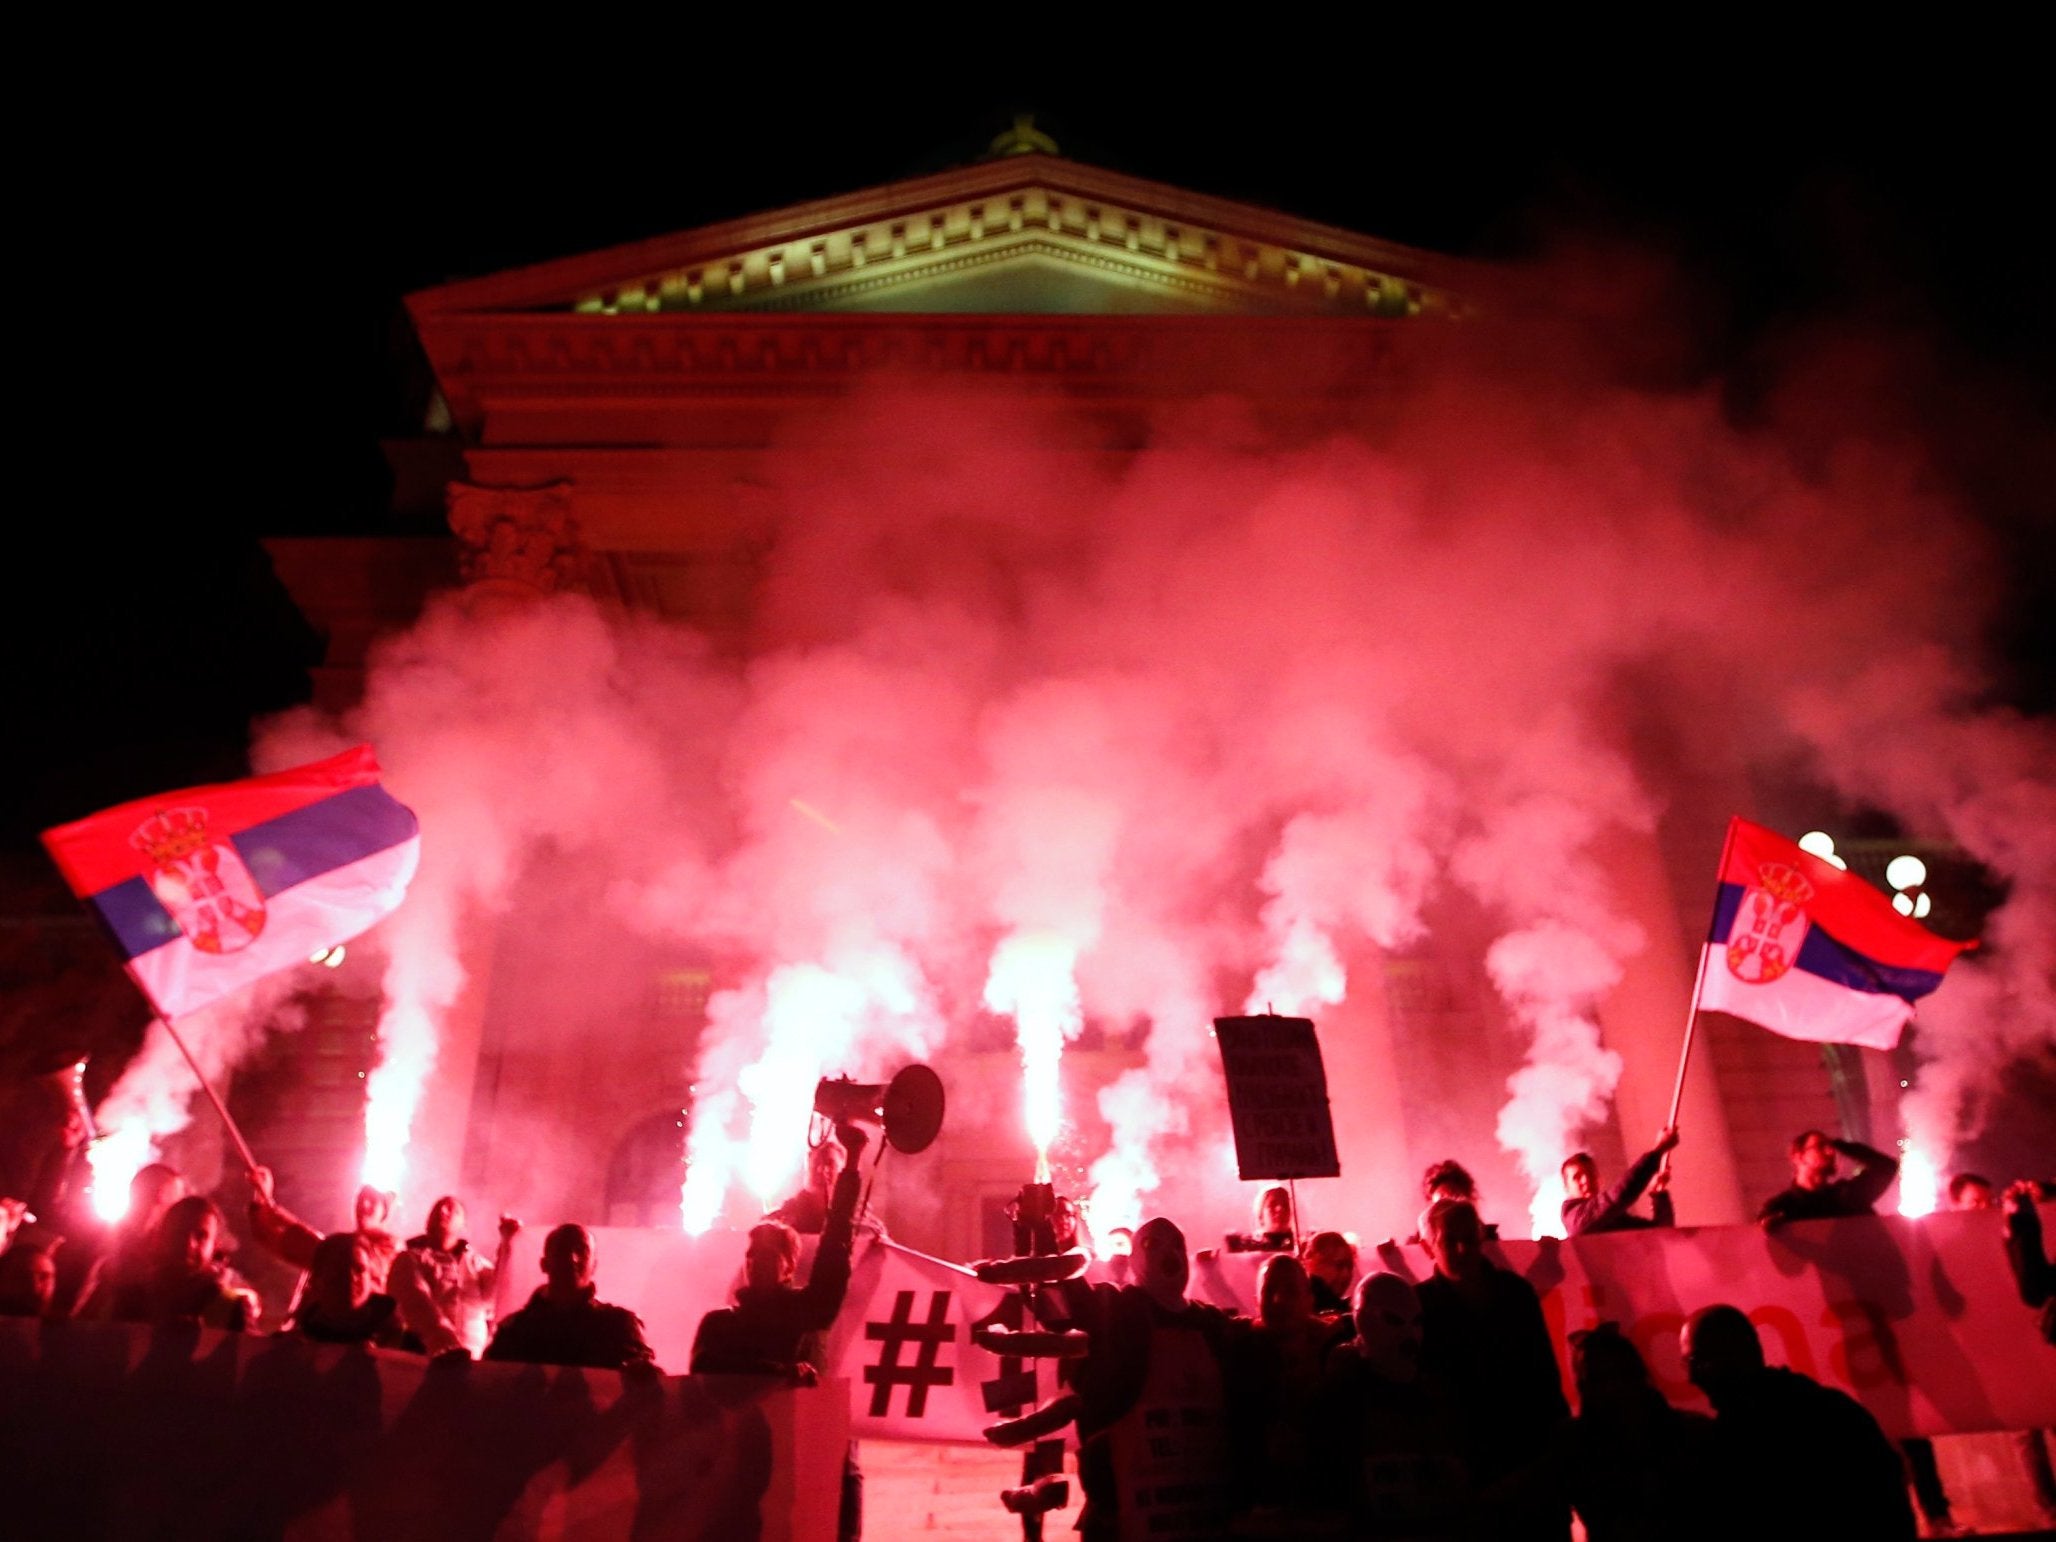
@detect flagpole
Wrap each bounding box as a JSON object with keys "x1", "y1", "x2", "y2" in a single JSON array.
[
  {"x1": 155, "y1": 1016, "x2": 261, "y2": 1174},
  {"x1": 1666, "y1": 817, "x2": 1739, "y2": 1131}
]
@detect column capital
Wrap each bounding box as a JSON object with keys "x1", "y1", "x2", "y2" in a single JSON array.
[{"x1": 446, "y1": 480, "x2": 587, "y2": 600}]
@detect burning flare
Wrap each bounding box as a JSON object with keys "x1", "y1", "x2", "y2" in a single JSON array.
[
  {"x1": 984, "y1": 932, "x2": 1084, "y2": 1182},
  {"x1": 87, "y1": 1125, "x2": 155, "y2": 1223},
  {"x1": 1898, "y1": 1143, "x2": 1940, "y2": 1218}
]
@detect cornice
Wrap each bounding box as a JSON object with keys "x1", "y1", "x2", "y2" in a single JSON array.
[
  {"x1": 419, "y1": 312, "x2": 1405, "y2": 431},
  {"x1": 408, "y1": 156, "x2": 1478, "y2": 321}
]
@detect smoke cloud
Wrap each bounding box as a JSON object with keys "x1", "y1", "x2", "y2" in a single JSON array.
[{"x1": 89, "y1": 249, "x2": 2051, "y2": 1244}]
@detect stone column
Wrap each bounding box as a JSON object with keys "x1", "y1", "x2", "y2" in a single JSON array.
[
  {"x1": 1592, "y1": 822, "x2": 1747, "y2": 1225},
  {"x1": 401, "y1": 481, "x2": 591, "y2": 1211}
]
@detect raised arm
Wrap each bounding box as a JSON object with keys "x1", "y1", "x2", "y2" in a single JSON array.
[
  {"x1": 795, "y1": 1123, "x2": 869, "y2": 1327},
  {"x1": 1565, "y1": 1127, "x2": 1678, "y2": 1236},
  {"x1": 246, "y1": 1166, "x2": 322, "y2": 1269},
  {"x1": 1837, "y1": 1139, "x2": 1901, "y2": 1210},
  {"x1": 2002, "y1": 1182, "x2": 2054, "y2": 1309}
]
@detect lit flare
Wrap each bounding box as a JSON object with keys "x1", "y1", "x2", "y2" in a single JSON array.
[
  {"x1": 87, "y1": 1125, "x2": 155, "y2": 1223},
  {"x1": 1898, "y1": 1144, "x2": 1940, "y2": 1218},
  {"x1": 984, "y1": 933, "x2": 1083, "y2": 1183}
]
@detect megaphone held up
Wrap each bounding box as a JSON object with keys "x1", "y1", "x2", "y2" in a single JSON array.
[{"x1": 812, "y1": 1064, "x2": 946, "y2": 1155}]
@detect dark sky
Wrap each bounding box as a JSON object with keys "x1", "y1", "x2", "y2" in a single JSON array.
[{"x1": 18, "y1": 54, "x2": 2052, "y2": 841}]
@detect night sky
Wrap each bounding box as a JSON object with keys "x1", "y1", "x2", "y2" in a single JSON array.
[{"x1": 17, "y1": 54, "x2": 2052, "y2": 840}]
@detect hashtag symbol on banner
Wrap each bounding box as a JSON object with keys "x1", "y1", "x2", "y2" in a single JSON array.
[{"x1": 864, "y1": 1289, "x2": 956, "y2": 1417}]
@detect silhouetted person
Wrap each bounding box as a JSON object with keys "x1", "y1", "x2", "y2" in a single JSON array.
[
  {"x1": 693, "y1": 1121, "x2": 868, "y2": 1380},
  {"x1": 247, "y1": 1167, "x2": 399, "y2": 1325},
  {"x1": 389, "y1": 1195, "x2": 515, "y2": 1357},
  {"x1": 1415, "y1": 1160, "x2": 1498, "y2": 1241},
  {"x1": 764, "y1": 1135, "x2": 845, "y2": 1236},
  {"x1": 74, "y1": 1161, "x2": 187, "y2": 1318},
  {"x1": 1060, "y1": 1216, "x2": 1240, "y2": 1542},
  {"x1": 1997, "y1": 1180, "x2": 2056, "y2": 1526},
  {"x1": 1102, "y1": 1226, "x2": 1135, "y2": 1286},
  {"x1": 0, "y1": 1055, "x2": 91, "y2": 1223},
  {"x1": 1755, "y1": 1129, "x2": 1898, "y2": 1228},
  {"x1": 766, "y1": 1131, "x2": 887, "y2": 1243},
  {"x1": 1899, "y1": 1173, "x2": 2006, "y2": 1534},
  {"x1": 1227, "y1": 1254, "x2": 1337, "y2": 1519},
  {"x1": 106, "y1": 1195, "x2": 258, "y2": 1331},
  {"x1": 1681, "y1": 1304, "x2": 1913, "y2": 1541},
  {"x1": 1047, "y1": 1198, "x2": 1097, "y2": 1271},
  {"x1": 1565, "y1": 1321, "x2": 1716, "y2": 1542},
  {"x1": 1415, "y1": 1198, "x2": 1568, "y2": 1539},
  {"x1": 694, "y1": 1122, "x2": 869, "y2": 1540},
  {"x1": 295, "y1": 1230, "x2": 406, "y2": 1347},
  {"x1": 1318, "y1": 1270, "x2": 1468, "y2": 1537},
  {"x1": 484, "y1": 1224, "x2": 655, "y2": 1370},
  {"x1": 2003, "y1": 1179, "x2": 2056, "y2": 1346},
  {"x1": 1947, "y1": 1172, "x2": 1995, "y2": 1210},
  {"x1": 0, "y1": 1238, "x2": 61, "y2": 1319},
  {"x1": 1301, "y1": 1230, "x2": 1357, "y2": 1316},
  {"x1": 1561, "y1": 1126, "x2": 1679, "y2": 1236},
  {"x1": 1222, "y1": 1186, "x2": 1295, "y2": 1253}
]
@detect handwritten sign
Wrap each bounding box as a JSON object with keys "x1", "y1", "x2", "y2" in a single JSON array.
[{"x1": 1212, "y1": 1015, "x2": 1340, "y2": 1181}]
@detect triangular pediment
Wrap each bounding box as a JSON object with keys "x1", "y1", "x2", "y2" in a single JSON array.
[{"x1": 410, "y1": 154, "x2": 1470, "y2": 323}]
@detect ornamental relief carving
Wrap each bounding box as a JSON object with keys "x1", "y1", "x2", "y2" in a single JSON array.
[{"x1": 446, "y1": 481, "x2": 587, "y2": 597}]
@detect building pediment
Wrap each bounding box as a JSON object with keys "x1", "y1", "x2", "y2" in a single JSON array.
[{"x1": 410, "y1": 154, "x2": 1468, "y2": 324}]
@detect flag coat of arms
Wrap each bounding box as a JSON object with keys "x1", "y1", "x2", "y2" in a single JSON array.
[
  {"x1": 1696, "y1": 817, "x2": 1973, "y2": 1050},
  {"x1": 42, "y1": 746, "x2": 420, "y2": 1021}
]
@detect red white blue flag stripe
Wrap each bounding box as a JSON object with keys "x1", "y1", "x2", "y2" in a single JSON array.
[
  {"x1": 42, "y1": 746, "x2": 419, "y2": 1022},
  {"x1": 1695, "y1": 817, "x2": 1973, "y2": 1051}
]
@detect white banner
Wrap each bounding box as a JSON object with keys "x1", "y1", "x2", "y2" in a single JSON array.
[
  {"x1": 493, "y1": 1231, "x2": 1045, "y2": 1443},
  {"x1": 825, "y1": 1240, "x2": 1047, "y2": 1443}
]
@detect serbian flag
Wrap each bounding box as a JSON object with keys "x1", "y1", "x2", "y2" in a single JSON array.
[
  {"x1": 41, "y1": 746, "x2": 420, "y2": 1022},
  {"x1": 1696, "y1": 817, "x2": 1974, "y2": 1050}
]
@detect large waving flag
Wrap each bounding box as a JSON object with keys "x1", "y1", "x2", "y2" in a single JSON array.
[
  {"x1": 42, "y1": 746, "x2": 420, "y2": 1022},
  {"x1": 1697, "y1": 817, "x2": 1973, "y2": 1050}
]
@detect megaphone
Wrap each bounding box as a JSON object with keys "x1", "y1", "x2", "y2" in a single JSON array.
[{"x1": 812, "y1": 1064, "x2": 946, "y2": 1155}]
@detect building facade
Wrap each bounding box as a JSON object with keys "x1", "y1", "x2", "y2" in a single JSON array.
[{"x1": 261, "y1": 137, "x2": 1878, "y2": 1255}]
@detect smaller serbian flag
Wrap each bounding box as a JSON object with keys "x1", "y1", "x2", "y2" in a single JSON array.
[
  {"x1": 41, "y1": 746, "x2": 420, "y2": 1022},
  {"x1": 1696, "y1": 817, "x2": 1974, "y2": 1050}
]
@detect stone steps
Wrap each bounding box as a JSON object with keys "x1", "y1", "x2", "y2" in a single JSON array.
[{"x1": 860, "y1": 1440, "x2": 1080, "y2": 1540}]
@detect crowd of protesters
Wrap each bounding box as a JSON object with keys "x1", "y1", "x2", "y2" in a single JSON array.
[
  {"x1": 1039, "y1": 1131, "x2": 2056, "y2": 1541},
  {"x1": 3, "y1": 1104, "x2": 2054, "y2": 1541},
  {"x1": 0, "y1": 1152, "x2": 656, "y2": 1372}
]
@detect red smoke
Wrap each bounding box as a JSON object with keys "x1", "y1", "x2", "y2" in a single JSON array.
[{"x1": 195, "y1": 250, "x2": 2054, "y2": 1245}]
